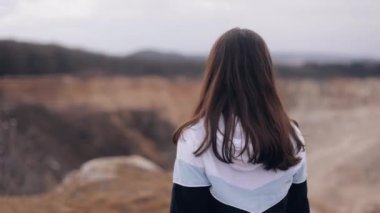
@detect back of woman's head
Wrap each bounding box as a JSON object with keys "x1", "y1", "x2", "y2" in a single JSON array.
[{"x1": 173, "y1": 27, "x2": 304, "y2": 171}]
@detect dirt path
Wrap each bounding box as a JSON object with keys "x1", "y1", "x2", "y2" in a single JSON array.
[{"x1": 291, "y1": 106, "x2": 380, "y2": 213}]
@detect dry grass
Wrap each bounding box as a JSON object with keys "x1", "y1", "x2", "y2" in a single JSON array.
[{"x1": 0, "y1": 75, "x2": 200, "y2": 125}]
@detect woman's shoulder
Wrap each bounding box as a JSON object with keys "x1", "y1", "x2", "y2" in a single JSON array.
[
  {"x1": 176, "y1": 118, "x2": 206, "y2": 151},
  {"x1": 180, "y1": 118, "x2": 206, "y2": 139},
  {"x1": 175, "y1": 119, "x2": 207, "y2": 168}
]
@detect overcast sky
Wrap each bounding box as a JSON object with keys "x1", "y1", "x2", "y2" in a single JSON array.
[{"x1": 0, "y1": 0, "x2": 379, "y2": 58}]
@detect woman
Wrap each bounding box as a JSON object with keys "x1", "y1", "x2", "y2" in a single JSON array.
[{"x1": 170, "y1": 28, "x2": 309, "y2": 213}]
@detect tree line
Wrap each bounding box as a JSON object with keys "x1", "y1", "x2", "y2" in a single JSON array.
[{"x1": 1, "y1": 40, "x2": 379, "y2": 78}]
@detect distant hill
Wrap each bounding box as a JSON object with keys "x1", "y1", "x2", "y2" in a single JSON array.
[
  {"x1": 128, "y1": 49, "x2": 206, "y2": 62},
  {"x1": 1, "y1": 40, "x2": 379, "y2": 78},
  {"x1": 0, "y1": 40, "x2": 205, "y2": 77},
  {"x1": 272, "y1": 52, "x2": 377, "y2": 65},
  {"x1": 128, "y1": 50, "x2": 187, "y2": 62}
]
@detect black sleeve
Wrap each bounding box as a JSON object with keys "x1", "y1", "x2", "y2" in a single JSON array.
[
  {"x1": 285, "y1": 180, "x2": 310, "y2": 213},
  {"x1": 170, "y1": 183, "x2": 214, "y2": 213}
]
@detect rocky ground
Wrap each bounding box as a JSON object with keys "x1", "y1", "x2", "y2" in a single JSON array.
[{"x1": 0, "y1": 155, "x2": 172, "y2": 213}]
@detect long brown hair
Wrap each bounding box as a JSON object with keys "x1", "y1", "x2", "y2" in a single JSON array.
[{"x1": 173, "y1": 28, "x2": 304, "y2": 171}]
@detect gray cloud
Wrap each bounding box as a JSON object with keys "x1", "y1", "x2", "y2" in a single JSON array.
[{"x1": 0, "y1": 0, "x2": 379, "y2": 58}]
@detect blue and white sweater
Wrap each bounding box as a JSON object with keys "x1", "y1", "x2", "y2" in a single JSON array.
[{"x1": 170, "y1": 117, "x2": 309, "y2": 213}]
